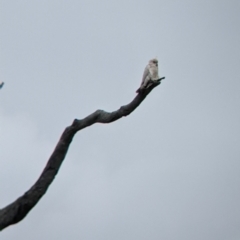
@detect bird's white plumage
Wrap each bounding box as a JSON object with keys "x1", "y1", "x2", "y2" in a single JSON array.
[{"x1": 136, "y1": 58, "x2": 159, "y2": 93}]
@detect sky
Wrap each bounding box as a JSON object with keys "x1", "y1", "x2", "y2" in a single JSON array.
[{"x1": 0, "y1": 0, "x2": 240, "y2": 239}]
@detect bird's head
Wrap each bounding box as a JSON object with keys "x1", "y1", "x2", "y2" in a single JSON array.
[{"x1": 149, "y1": 58, "x2": 158, "y2": 66}]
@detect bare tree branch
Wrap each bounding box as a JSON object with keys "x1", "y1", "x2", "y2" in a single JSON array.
[
  {"x1": 0, "y1": 82, "x2": 4, "y2": 89},
  {"x1": 0, "y1": 79, "x2": 163, "y2": 231}
]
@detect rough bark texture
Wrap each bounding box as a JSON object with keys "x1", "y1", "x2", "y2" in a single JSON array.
[{"x1": 0, "y1": 79, "x2": 163, "y2": 231}]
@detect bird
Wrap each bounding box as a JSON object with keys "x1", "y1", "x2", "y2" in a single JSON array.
[
  {"x1": 0, "y1": 82, "x2": 4, "y2": 89},
  {"x1": 136, "y1": 58, "x2": 159, "y2": 93}
]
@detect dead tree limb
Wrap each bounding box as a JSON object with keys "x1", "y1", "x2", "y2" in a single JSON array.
[{"x1": 0, "y1": 79, "x2": 163, "y2": 231}]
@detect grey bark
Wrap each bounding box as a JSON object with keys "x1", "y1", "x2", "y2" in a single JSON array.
[{"x1": 0, "y1": 79, "x2": 163, "y2": 231}]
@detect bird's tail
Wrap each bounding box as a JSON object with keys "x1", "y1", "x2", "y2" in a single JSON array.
[{"x1": 136, "y1": 88, "x2": 141, "y2": 93}]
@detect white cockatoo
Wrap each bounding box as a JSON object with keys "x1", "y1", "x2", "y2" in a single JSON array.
[{"x1": 136, "y1": 58, "x2": 159, "y2": 93}]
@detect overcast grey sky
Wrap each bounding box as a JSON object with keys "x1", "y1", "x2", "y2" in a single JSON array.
[{"x1": 1, "y1": 0, "x2": 240, "y2": 239}]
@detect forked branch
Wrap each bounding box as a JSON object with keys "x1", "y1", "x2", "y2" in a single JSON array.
[{"x1": 0, "y1": 79, "x2": 163, "y2": 231}]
